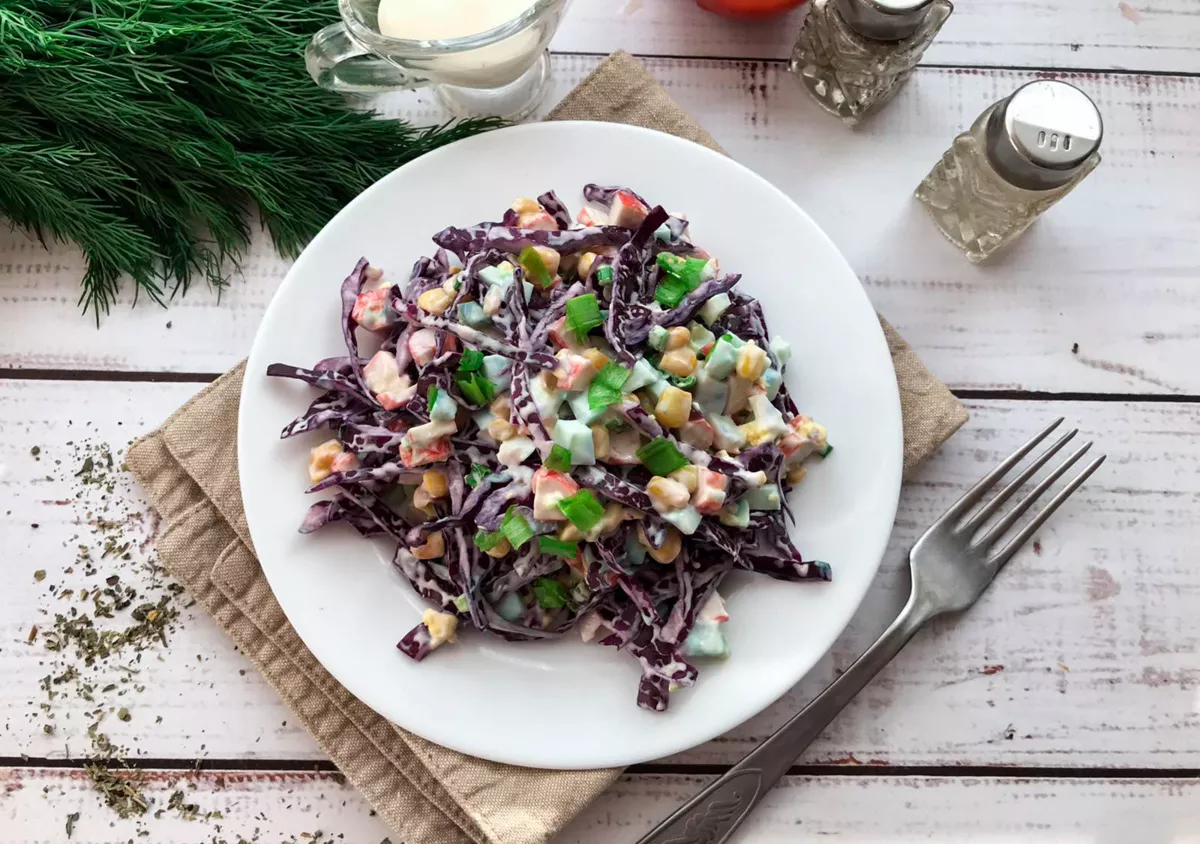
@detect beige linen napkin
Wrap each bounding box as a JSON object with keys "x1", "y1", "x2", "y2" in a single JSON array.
[{"x1": 128, "y1": 51, "x2": 967, "y2": 844}]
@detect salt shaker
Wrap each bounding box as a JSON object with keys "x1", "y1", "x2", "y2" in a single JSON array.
[
  {"x1": 788, "y1": 0, "x2": 953, "y2": 125},
  {"x1": 914, "y1": 80, "x2": 1103, "y2": 263}
]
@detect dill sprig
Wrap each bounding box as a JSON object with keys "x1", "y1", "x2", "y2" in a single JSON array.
[{"x1": 0, "y1": 0, "x2": 502, "y2": 317}]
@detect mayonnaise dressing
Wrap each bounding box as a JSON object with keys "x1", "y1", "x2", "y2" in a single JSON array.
[{"x1": 377, "y1": 0, "x2": 540, "y2": 40}]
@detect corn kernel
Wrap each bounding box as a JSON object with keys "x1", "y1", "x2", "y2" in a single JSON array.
[
  {"x1": 638, "y1": 524, "x2": 682, "y2": 564},
  {"x1": 589, "y1": 502, "x2": 625, "y2": 538},
  {"x1": 417, "y1": 287, "x2": 455, "y2": 316},
  {"x1": 669, "y1": 465, "x2": 699, "y2": 495},
  {"x1": 665, "y1": 326, "x2": 691, "y2": 351},
  {"x1": 591, "y1": 424, "x2": 610, "y2": 460},
  {"x1": 654, "y1": 386, "x2": 692, "y2": 429},
  {"x1": 485, "y1": 537, "x2": 512, "y2": 558},
  {"x1": 531, "y1": 245, "x2": 560, "y2": 278},
  {"x1": 511, "y1": 197, "x2": 541, "y2": 215},
  {"x1": 647, "y1": 476, "x2": 691, "y2": 512},
  {"x1": 659, "y1": 347, "x2": 697, "y2": 377},
  {"x1": 582, "y1": 348, "x2": 610, "y2": 372},
  {"x1": 422, "y1": 609, "x2": 458, "y2": 646},
  {"x1": 577, "y1": 252, "x2": 598, "y2": 280},
  {"x1": 308, "y1": 439, "x2": 343, "y2": 483},
  {"x1": 421, "y1": 469, "x2": 449, "y2": 498},
  {"x1": 536, "y1": 369, "x2": 558, "y2": 392},
  {"x1": 411, "y1": 531, "x2": 445, "y2": 560},
  {"x1": 489, "y1": 394, "x2": 512, "y2": 418},
  {"x1": 736, "y1": 341, "x2": 769, "y2": 381},
  {"x1": 786, "y1": 465, "x2": 809, "y2": 485},
  {"x1": 487, "y1": 417, "x2": 516, "y2": 442},
  {"x1": 740, "y1": 421, "x2": 776, "y2": 447},
  {"x1": 412, "y1": 486, "x2": 435, "y2": 513},
  {"x1": 441, "y1": 277, "x2": 458, "y2": 294},
  {"x1": 558, "y1": 522, "x2": 583, "y2": 542}
]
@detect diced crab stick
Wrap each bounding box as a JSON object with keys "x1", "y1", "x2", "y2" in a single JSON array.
[
  {"x1": 692, "y1": 467, "x2": 728, "y2": 515},
  {"x1": 518, "y1": 211, "x2": 558, "y2": 230},
  {"x1": 399, "y1": 434, "x2": 451, "y2": 468},
  {"x1": 363, "y1": 350, "x2": 417, "y2": 410},
  {"x1": 553, "y1": 350, "x2": 596, "y2": 391},
  {"x1": 609, "y1": 190, "x2": 650, "y2": 229},
  {"x1": 531, "y1": 467, "x2": 580, "y2": 521},
  {"x1": 679, "y1": 416, "x2": 716, "y2": 450},
  {"x1": 697, "y1": 591, "x2": 729, "y2": 624},
  {"x1": 407, "y1": 328, "x2": 440, "y2": 367},
  {"x1": 330, "y1": 451, "x2": 360, "y2": 474},
  {"x1": 549, "y1": 315, "x2": 586, "y2": 352},
  {"x1": 576, "y1": 207, "x2": 608, "y2": 227},
  {"x1": 406, "y1": 418, "x2": 457, "y2": 448},
  {"x1": 578, "y1": 610, "x2": 608, "y2": 643},
  {"x1": 780, "y1": 416, "x2": 828, "y2": 464},
  {"x1": 351, "y1": 286, "x2": 396, "y2": 332}
]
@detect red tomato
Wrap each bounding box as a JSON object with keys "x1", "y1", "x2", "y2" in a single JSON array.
[{"x1": 696, "y1": 0, "x2": 806, "y2": 18}]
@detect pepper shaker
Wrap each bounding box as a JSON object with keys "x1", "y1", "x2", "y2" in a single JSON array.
[
  {"x1": 788, "y1": 0, "x2": 953, "y2": 125},
  {"x1": 914, "y1": 80, "x2": 1103, "y2": 263}
]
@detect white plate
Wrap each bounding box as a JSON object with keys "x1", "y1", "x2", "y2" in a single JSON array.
[{"x1": 239, "y1": 121, "x2": 902, "y2": 770}]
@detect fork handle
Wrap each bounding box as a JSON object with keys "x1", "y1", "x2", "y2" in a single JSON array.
[{"x1": 635, "y1": 593, "x2": 932, "y2": 844}]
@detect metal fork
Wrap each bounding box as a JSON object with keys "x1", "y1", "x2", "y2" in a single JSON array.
[{"x1": 637, "y1": 418, "x2": 1105, "y2": 844}]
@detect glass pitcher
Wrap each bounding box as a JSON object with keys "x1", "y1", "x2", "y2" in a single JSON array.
[{"x1": 306, "y1": 0, "x2": 572, "y2": 120}]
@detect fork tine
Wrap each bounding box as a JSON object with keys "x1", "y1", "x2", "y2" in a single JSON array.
[
  {"x1": 940, "y1": 417, "x2": 1064, "y2": 525},
  {"x1": 960, "y1": 428, "x2": 1078, "y2": 535},
  {"x1": 971, "y1": 440, "x2": 1093, "y2": 553},
  {"x1": 987, "y1": 454, "x2": 1106, "y2": 570}
]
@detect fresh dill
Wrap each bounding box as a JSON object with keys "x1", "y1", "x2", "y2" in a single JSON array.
[{"x1": 0, "y1": 0, "x2": 501, "y2": 317}]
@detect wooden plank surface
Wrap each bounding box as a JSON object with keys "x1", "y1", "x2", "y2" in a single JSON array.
[
  {"x1": 3, "y1": 379, "x2": 1197, "y2": 767},
  {"x1": 3, "y1": 57, "x2": 1197, "y2": 395},
  {"x1": 2, "y1": 768, "x2": 1198, "y2": 843},
  {"x1": 553, "y1": 0, "x2": 1200, "y2": 72}
]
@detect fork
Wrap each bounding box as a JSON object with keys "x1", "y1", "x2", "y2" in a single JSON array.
[{"x1": 637, "y1": 418, "x2": 1105, "y2": 844}]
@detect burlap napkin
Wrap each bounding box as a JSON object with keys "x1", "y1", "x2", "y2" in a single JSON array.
[{"x1": 127, "y1": 51, "x2": 967, "y2": 844}]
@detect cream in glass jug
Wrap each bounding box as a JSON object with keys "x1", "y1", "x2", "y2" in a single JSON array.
[{"x1": 306, "y1": 0, "x2": 572, "y2": 120}]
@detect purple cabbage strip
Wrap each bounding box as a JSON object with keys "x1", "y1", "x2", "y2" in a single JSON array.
[
  {"x1": 618, "y1": 400, "x2": 664, "y2": 439},
  {"x1": 339, "y1": 258, "x2": 372, "y2": 398},
  {"x1": 604, "y1": 206, "x2": 669, "y2": 363},
  {"x1": 583, "y1": 184, "x2": 649, "y2": 209},
  {"x1": 647, "y1": 274, "x2": 742, "y2": 333},
  {"x1": 298, "y1": 498, "x2": 385, "y2": 537},
  {"x1": 536, "y1": 190, "x2": 573, "y2": 229},
  {"x1": 266, "y1": 363, "x2": 373, "y2": 405},
  {"x1": 394, "y1": 301, "x2": 557, "y2": 370},
  {"x1": 397, "y1": 623, "x2": 434, "y2": 661},
  {"x1": 308, "y1": 462, "x2": 424, "y2": 493},
  {"x1": 393, "y1": 547, "x2": 460, "y2": 610},
  {"x1": 509, "y1": 365, "x2": 555, "y2": 459},
  {"x1": 281, "y1": 391, "x2": 362, "y2": 438},
  {"x1": 475, "y1": 481, "x2": 532, "y2": 531},
  {"x1": 574, "y1": 466, "x2": 654, "y2": 513},
  {"x1": 433, "y1": 223, "x2": 632, "y2": 260},
  {"x1": 337, "y1": 489, "x2": 415, "y2": 539}
]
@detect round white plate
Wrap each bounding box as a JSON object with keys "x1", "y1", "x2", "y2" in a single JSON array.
[{"x1": 239, "y1": 121, "x2": 902, "y2": 770}]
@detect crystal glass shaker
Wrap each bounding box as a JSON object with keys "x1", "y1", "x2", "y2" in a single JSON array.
[
  {"x1": 914, "y1": 80, "x2": 1103, "y2": 262},
  {"x1": 789, "y1": 0, "x2": 953, "y2": 125}
]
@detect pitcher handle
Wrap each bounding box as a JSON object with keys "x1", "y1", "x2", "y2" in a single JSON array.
[{"x1": 306, "y1": 23, "x2": 426, "y2": 94}]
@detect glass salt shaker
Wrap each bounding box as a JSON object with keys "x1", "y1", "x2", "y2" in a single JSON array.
[
  {"x1": 788, "y1": 0, "x2": 953, "y2": 125},
  {"x1": 914, "y1": 80, "x2": 1103, "y2": 263}
]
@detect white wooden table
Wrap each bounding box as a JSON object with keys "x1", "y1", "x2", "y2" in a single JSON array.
[{"x1": 3, "y1": 2, "x2": 1200, "y2": 841}]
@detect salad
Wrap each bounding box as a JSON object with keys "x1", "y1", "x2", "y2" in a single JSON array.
[{"x1": 268, "y1": 185, "x2": 831, "y2": 712}]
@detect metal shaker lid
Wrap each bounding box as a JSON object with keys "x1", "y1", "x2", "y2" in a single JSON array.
[
  {"x1": 835, "y1": 0, "x2": 935, "y2": 41},
  {"x1": 985, "y1": 80, "x2": 1103, "y2": 191}
]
